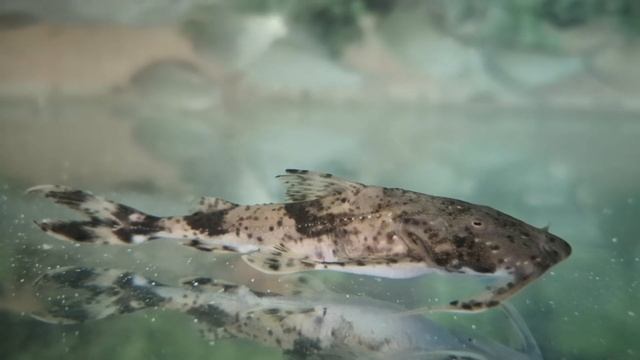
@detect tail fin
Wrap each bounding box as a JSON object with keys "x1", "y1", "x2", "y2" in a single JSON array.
[
  {"x1": 32, "y1": 266, "x2": 169, "y2": 324},
  {"x1": 32, "y1": 267, "x2": 241, "y2": 343},
  {"x1": 27, "y1": 185, "x2": 164, "y2": 245}
]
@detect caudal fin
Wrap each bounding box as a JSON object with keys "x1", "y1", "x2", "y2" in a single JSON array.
[
  {"x1": 27, "y1": 185, "x2": 164, "y2": 245},
  {"x1": 32, "y1": 266, "x2": 170, "y2": 324},
  {"x1": 31, "y1": 266, "x2": 243, "y2": 342}
]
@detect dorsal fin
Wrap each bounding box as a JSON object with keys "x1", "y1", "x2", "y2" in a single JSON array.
[
  {"x1": 276, "y1": 169, "x2": 364, "y2": 202},
  {"x1": 195, "y1": 196, "x2": 237, "y2": 212}
]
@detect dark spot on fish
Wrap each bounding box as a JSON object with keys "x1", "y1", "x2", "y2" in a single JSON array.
[
  {"x1": 49, "y1": 267, "x2": 96, "y2": 289},
  {"x1": 267, "y1": 259, "x2": 281, "y2": 271},
  {"x1": 184, "y1": 210, "x2": 228, "y2": 236},
  {"x1": 187, "y1": 304, "x2": 231, "y2": 328},
  {"x1": 284, "y1": 200, "x2": 343, "y2": 237},
  {"x1": 286, "y1": 169, "x2": 309, "y2": 174},
  {"x1": 385, "y1": 232, "x2": 396, "y2": 244},
  {"x1": 43, "y1": 220, "x2": 99, "y2": 242},
  {"x1": 185, "y1": 277, "x2": 212, "y2": 286},
  {"x1": 453, "y1": 234, "x2": 474, "y2": 249},
  {"x1": 283, "y1": 337, "x2": 322, "y2": 359}
]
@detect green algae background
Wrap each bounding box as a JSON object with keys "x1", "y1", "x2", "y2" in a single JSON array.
[{"x1": 1, "y1": 1, "x2": 639, "y2": 359}]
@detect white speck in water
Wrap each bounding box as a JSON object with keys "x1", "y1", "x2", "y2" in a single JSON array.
[
  {"x1": 150, "y1": 317, "x2": 156, "y2": 322},
  {"x1": 345, "y1": 294, "x2": 350, "y2": 299},
  {"x1": 250, "y1": 278, "x2": 255, "y2": 283},
  {"x1": 41, "y1": 244, "x2": 53, "y2": 250},
  {"x1": 193, "y1": 318, "x2": 199, "y2": 323},
  {"x1": 611, "y1": 237, "x2": 618, "y2": 243},
  {"x1": 628, "y1": 311, "x2": 636, "y2": 317},
  {"x1": 471, "y1": 324, "x2": 476, "y2": 330},
  {"x1": 186, "y1": 257, "x2": 193, "y2": 264}
]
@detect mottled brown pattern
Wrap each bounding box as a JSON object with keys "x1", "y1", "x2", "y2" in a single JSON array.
[{"x1": 29, "y1": 169, "x2": 571, "y2": 311}]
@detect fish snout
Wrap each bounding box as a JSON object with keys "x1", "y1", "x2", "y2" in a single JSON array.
[{"x1": 542, "y1": 232, "x2": 572, "y2": 263}]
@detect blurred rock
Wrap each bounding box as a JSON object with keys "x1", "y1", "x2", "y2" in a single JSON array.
[
  {"x1": 0, "y1": 106, "x2": 184, "y2": 192},
  {"x1": 0, "y1": 22, "x2": 226, "y2": 99},
  {"x1": 589, "y1": 39, "x2": 640, "y2": 93},
  {"x1": 0, "y1": 0, "x2": 200, "y2": 25}
]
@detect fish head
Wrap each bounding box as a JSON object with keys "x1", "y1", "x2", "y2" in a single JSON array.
[
  {"x1": 464, "y1": 204, "x2": 571, "y2": 271},
  {"x1": 401, "y1": 197, "x2": 572, "y2": 278}
]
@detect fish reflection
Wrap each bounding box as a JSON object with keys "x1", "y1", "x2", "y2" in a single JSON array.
[{"x1": 32, "y1": 267, "x2": 542, "y2": 360}]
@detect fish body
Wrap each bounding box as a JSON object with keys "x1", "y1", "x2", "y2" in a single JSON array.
[
  {"x1": 33, "y1": 266, "x2": 543, "y2": 360},
  {"x1": 29, "y1": 169, "x2": 571, "y2": 311}
]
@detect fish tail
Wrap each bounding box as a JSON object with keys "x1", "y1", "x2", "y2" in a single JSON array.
[
  {"x1": 32, "y1": 266, "x2": 242, "y2": 340},
  {"x1": 28, "y1": 185, "x2": 166, "y2": 245},
  {"x1": 31, "y1": 266, "x2": 171, "y2": 324}
]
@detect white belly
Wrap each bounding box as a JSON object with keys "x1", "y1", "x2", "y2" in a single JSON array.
[{"x1": 327, "y1": 263, "x2": 440, "y2": 279}]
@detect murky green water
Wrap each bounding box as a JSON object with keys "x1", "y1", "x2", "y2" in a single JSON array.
[{"x1": 1, "y1": 1, "x2": 639, "y2": 359}]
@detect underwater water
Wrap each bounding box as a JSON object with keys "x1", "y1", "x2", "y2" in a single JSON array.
[{"x1": 1, "y1": 1, "x2": 639, "y2": 359}]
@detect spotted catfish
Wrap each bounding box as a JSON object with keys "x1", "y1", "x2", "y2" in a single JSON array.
[
  {"x1": 32, "y1": 266, "x2": 543, "y2": 360},
  {"x1": 28, "y1": 169, "x2": 571, "y2": 312}
]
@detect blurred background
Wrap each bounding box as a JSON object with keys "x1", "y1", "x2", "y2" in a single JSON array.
[{"x1": 0, "y1": 0, "x2": 639, "y2": 359}]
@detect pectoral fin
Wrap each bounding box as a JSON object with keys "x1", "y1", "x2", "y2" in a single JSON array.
[{"x1": 242, "y1": 243, "x2": 314, "y2": 274}]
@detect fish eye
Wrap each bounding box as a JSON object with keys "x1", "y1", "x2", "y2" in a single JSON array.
[{"x1": 471, "y1": 220, "x2": 484, "y2": 228}]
